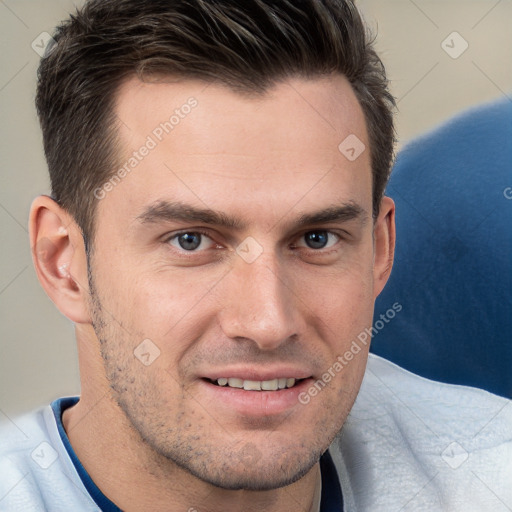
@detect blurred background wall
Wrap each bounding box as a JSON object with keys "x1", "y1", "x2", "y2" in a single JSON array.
[{"x1": 1, "y1": 0, "x2": 511, "y2": 415}]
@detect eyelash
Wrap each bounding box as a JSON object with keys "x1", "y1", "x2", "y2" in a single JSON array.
[
  {"x1": 164, "y1": 229, "x2": 343, "y2": 255},
  {"x1": 165, "y1": 229, "x2": 219, "y2": 249},
  {"x1": 292, "y1": 231, "x2": 340, "y2": 251}
]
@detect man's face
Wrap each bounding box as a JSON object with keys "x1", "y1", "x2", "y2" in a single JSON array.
[{"x1": 88, "y1": 75, "x2": 384, "y2": 490}]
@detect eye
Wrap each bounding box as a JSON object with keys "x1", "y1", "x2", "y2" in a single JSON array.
[
  {"x1": 298, "y1": 230, "x2": 339, "y2": 250},
  {"x1": 167, "y1": 232, "x2": 216, "y2": 252}
]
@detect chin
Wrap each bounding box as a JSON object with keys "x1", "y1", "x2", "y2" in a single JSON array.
[
  {"x1": 188, "y1": 459, "x2": 317, "y2": 491},
  {"x1": 169, "y1": 444, "x2": 322, "y2": 491}
]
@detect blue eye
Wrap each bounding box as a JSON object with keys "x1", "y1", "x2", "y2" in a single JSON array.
[
  {"x1": 300, "y1": 231, "x2": 338, "y2": 250},
  {"x1": 177, "y1": 233, "x2": 201, "y2": 250},
  {"x1": 305, "y1": 231, "x2": 328, "y2": 249},
  {"x1": 168, "y1": 232, "x2": 213, "y2": 251}
]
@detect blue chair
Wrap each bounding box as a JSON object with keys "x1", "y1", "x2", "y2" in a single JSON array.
[{"x1": 371, "y1": 98, "x2": 512, "y2": 398}]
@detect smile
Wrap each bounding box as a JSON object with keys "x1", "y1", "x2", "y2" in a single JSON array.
[{"x1": 209, "y1": 377, "x2": 302, "y2": 390}]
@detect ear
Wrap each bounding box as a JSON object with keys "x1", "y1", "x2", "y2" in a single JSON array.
[
  {"x1": 29, "y1": 195, "x2": 92, "y2": 324},
  {"x1": 372, "y1": 196, "x2": 396, "y2": 298}
]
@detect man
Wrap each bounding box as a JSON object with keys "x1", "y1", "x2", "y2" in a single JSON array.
[{"x1": 0, "y1": 1, "x2": 510, "y2": 511}]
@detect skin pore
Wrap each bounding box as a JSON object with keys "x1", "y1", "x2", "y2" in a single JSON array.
[{"x1": 30, "y1": 74, "x2": 395, "y2": 511}]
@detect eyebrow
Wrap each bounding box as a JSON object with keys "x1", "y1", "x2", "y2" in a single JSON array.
[
  {"x1": 294, "y1": 203, "x2": 368, "y2": 228},
  {"x1": 135, "y1": 200, "x2": 368, "y2": 231},
  {"x1": 136, "y1": 201, "x2": 246, "y2": 230}
]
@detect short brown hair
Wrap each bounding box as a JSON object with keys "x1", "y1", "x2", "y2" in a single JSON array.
[{"x1": 36, "y1": 0, "x2": 395, "y2": 244}]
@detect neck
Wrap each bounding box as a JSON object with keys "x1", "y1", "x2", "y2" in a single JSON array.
[
  {"x1": 62, "y1": 327, "x2": 322, "y2": 512},
  {"x1": 63, "y1": 398, "x2": 321, "y2": 512}
]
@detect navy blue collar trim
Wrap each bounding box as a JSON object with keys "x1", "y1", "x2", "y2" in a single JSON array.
[
  {"x1": 320, "y1": 449, "x2": 344, "y2": 511},
  {"x1": 52, "y1": 397, "x2": 343, "y2": 511},
  {"x1": 51, "y1": 397, "x2": 122, "y2": 511}
]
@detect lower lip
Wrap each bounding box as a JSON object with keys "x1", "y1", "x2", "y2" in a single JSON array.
[{"x1": 199, "y1": 378, "x2": 314, "y2": 417}]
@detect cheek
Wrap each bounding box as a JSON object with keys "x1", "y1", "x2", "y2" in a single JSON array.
[
  {"x1": 109, "y1": 267, "x2": 223, "y2": 356},
  {"x1": 299, "y1": 249, "x2": 375, "y2": 332},
  {"x1": 100, "y1": 257, "x2": 191, "y2": 309}
]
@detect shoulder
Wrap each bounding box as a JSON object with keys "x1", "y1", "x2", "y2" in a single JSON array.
[
  {"x1": 329, "y1": 354, "x2": 512, "y2": 511},
  {"x1": 0, "y1": 406, "x2": 48, "y2": 510},
  {"x1": 0, "y1": 401, "x2": 98, "y2": 511}
]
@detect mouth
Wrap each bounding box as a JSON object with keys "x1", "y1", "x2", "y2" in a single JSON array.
[
  {"x1": 206, "y1": 377, "x2": 306, "y2": 391},
  {"x1": 198, "y1": 373, "x2": 314, "y2": 417}
]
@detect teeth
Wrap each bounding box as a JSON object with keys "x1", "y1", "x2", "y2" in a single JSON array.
[
  {"x1": 227, "y1": 378, "x2": 244, "y2": 388},
  {"x1": 261, "y1": 379, "x2": 278, "y2": 391},
  {"x1": 216, "y1": 377, "x2": 297, "y2": 390},
  {"x1": 243, "y1": 380, "x2": 261, "y2": 391}
]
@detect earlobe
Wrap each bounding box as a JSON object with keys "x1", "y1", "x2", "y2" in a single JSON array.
[
  {"x1": 29, "y1": 196, "x2": 91, "y2": 324},
  {"x1": 373, "y1": 196, "x2": 396, "y2": 298}
]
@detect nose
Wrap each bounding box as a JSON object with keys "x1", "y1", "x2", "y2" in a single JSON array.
[{"x1": 218, "y1": 253, "x2": 303, "y2": 351}]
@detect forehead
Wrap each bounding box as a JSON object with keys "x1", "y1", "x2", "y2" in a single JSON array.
[{"x1": 101, "y1": 74, "x2": 371, "y2": 228}]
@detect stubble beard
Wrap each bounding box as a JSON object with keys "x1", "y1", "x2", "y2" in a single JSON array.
[{"x1": 85, "y1": 260, "x2": 336, "y2": 491}]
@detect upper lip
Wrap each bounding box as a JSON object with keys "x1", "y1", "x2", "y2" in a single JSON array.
[{"x1": 200, "y1": 366, "x2": 313, "y2": 381}]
